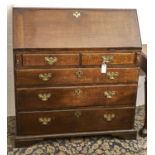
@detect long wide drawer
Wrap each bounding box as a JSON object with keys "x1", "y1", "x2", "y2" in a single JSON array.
[
  {"x1": 16, "y1": 85, "x2": 137, "y2": 111},
  {"x1": 82, "y1": 52, "x2": 137, "y2": 65},
  {"x1": 17, "y1": 107, "x2": 135, "y2": 136},
  {"x1": 16, "y1": 67, "x2": 139, "y2": 87}
]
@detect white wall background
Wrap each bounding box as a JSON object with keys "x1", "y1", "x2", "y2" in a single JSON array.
[{"x1": 7, "y1": 0, "x2": 150, "y2": 116}]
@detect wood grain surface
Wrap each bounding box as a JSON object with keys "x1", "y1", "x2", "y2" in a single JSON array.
[
  {"x1": 17, "y1": 107, "x2": 135, "y2": 136},
  {"x1": 16, "y1": 84, "x2": 137, "y2": 111},
  {"x1": 13, "y1": 8, "x2": 142, "y2": 49}
]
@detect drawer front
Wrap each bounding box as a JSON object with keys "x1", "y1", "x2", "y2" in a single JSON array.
[
  {"x1": 17, "y1": 85, "x2": 137, "y2": 111},
  {"x1": 82, "y1": 52, "x2": 137, "y2": 65},
  {"x1": 17, "y1": 107, "x2": 135, "y2": 135},
  {"x1": 16, "y1": 67, "x2": 139, "y2": 87},
  {"x1": 22, "y1": 53, "x2": 79, "y2": 67}
]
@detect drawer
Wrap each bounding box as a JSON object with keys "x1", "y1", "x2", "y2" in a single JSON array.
[
  {"x1": 16, "y1": 85, "x2": 137, "y2": 111},
  {"x1": 21, "y1": 53, "x2": 80, "y2": 67},
  {"x1": 82, "y1": 52, "x2": 137, "y2": 65},
  {"x1": 16, "y1": 67, "x2": 139, "y2": 87},
  {"x1": 17, "y1": 107, "x2": 135, "y2": 136}
]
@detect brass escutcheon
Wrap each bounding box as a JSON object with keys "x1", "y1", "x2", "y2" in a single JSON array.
[
  {"x1": 102, "y1": 56, "x2": 113, "y2": 63},
  {"x1": 73, "y1": 11, "x2": 81, "y2": 18},
  {"x1": 74, "y1": 111, "x2": 82, "y2": 118},
  {"x1": 45, "y1": 56, "x2": 57, "y2": 65},
  {"x1": 39, "y1": 73, "x2": 52, "y2": 81},
  {"x1": 75, "y1": 70, "x2": 83, "y2": 78},
  {"x1": 74, "y1": 89, "x2": 81, "y2": 96},
  {"x1": 38, "y1": 117, "x2": 51, "y2": 125},
  {"x1": 104, "y1": 91, "x2": 116, "y2": 99},
  {"x1": 38, "y1": 93, "x2": 51, "y2": 101},
  {"x1": 107, "y1": 72, "x2": 119, "y2": 80},
  {"x1": 104, "y1": 113, "x2": 115, "y2": 122}
]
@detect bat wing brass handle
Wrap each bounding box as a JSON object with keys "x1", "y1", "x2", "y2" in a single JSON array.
[
  {"x1": 73, "y1": 11, "x2": 81, "y2": 18},
  {"x1": 104, "y1": 91, "x2": 116, "y2": 99},
  {"x1": 38, "y1": 93, "x2": 51, "y2": 101},
  {"x1": 45, "y1": 56, "x2": 57, "y2": 65},
  {"x1": 38, "y1": 117, "x2": 51, "y2": 125},
  {"x1": 75, "y1": 70, "x2": 83, "y2": 78},
  {"x1": 107, "y1": 72, "x2": 119, "y2": 80},
  {"x1": 102, "y1": 56, "x2": 113, "y2": 63},
  {"x1": 39, "y1": 73, "x2": 52, "y2": 81},
  {"x1": 104, "y1": 113, "x2": 115, "y2": 122}
]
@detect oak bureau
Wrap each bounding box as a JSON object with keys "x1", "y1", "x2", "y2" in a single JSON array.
[{"x1": 13, "y1": 8, "x2": 142, "y2": 147}]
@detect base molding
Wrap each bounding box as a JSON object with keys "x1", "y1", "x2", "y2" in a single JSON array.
[{"x1": 15, "y1": 129, "x2": 137, "y2": 147}]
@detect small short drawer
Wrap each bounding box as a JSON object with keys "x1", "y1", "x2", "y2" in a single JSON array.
[
  {"x1": 22, "y1": 53, "x2": 80, "y2": 67},
  {"x1": 15, "y1": 67, "x2": 139, "y2": 87},
  {"x1": 16, "y1": 85, "x2": 137, "y2": 111},
  {"x1": 17, "y1": 107, "x2": 135, "y2": 136},
  {"x1": 82, "y1": 52, "x2": 137, "y2": 65}
]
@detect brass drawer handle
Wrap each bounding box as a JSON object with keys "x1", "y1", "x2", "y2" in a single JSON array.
[
  {"x1": 74, "y1": 89, "x2": 81, "y2": 96},
  {"x1": 104, "y1": 113, "x2": 115, "y2": 122},
  {"x1": 74, "y1": 111, "x2": 82, "y2": 118},
  {"x1": 39, "y1": 73, "x2": 52, "y2": 81},
  {"x1": 75, "y1": 70, "x2": 83, "y2": 78},
  {"x1": 107, "y1": 72, "x2": 119, "y2": 80},
  {"x1": 45, "y1": 56, "x2": 57, "y2": 65},
  {"x1": 38, "y1": 93, "x2": 51, "y2": 101},
  {"x1": 102, "y1": 56, "x2": 113, "y2": 63},
  {"x1": 104, "y1": 91, "x2": 116, "y2": 99},
  {"x1": 73, "y1": 11, "x2": 81, "y2": 18},
  {"x1": 38, "y1": 117, "x2": 51, "y2": 125}
]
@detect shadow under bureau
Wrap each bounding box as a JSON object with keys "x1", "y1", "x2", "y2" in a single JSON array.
[{"x1": 13, "y1": 8, "x2": 142, "y2": 147}]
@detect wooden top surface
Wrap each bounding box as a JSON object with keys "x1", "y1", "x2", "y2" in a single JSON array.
[{"x1": 13, "y1": 8, "x2": 142, "y2": 49}]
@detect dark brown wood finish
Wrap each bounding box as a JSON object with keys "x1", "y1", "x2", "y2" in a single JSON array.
[
  {"x1": 13, "y1": 8, "x2": 142, "y2": 147},
  {"x1": 22, "y1": 53, "x2": 80, "y2": 67},
  {"x1": 82, "y1": 52, "x2": 137, "y2": 65},
  {"x1": 17, "y1": 107, "x2": 135, "y2": 136},
  {"x1": 13, "y1": 8, "x2": 141, "y2": 49},
  {"x1": 16, "y1": 84, "x2": 137, "y2": 111},
  {"x1": 15, "y1": 52, "x2": 138, "y2": 68},
  {"x1": 14, "y1": 49, "x2": 141, "y2": 54},
  {"x1": 16, "y1": 67, "x2": 139, "y2": 87}
]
